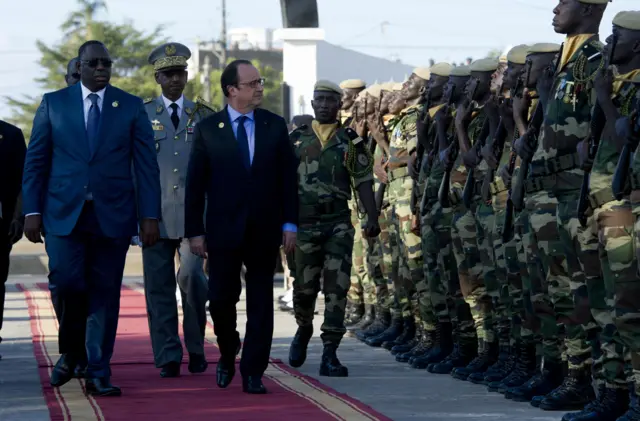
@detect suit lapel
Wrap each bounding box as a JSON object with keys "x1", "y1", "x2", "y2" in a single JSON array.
[
  {"x1": 175, "y1": 98, "x2": 194, "y2": 136},
  {"x1": 69, "y1": 84, "x2": 90, "y2": 161}
]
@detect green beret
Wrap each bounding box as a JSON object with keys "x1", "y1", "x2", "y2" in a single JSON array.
[
  {"x1": 148, "y1": 42, "x2": 191, "y2": 72},
  {"x1": 367, "y1": 84, "x2": 383, "y2": 99},
  {"x1": 314, "y1": 80, "x2": 343, "y2": 95},
  {"x1": 340, "y1": 79, "x2": 366, "y2": 90},
  {"x1": 613, "y1": 11, "x2": 640, "y2": 31},
  {"x1": 412, "y1": 67, "x2": 431, "y2": 80},
  {"x1": 380, "y1": 82, "x2": 395, "y2": 92},
  {"x1": 470, "y1": 58, "x2": 500, "y2": 73},
  {"x1": 578, "y1": 0, "x2": 610, "y2": 4},
  {"x1": 430, "y1": 62, "x2": 453, "y2": 77},
  {"x1": 507, "y1": 44, "x2": 530, "y2": 65},
  {"x1": 450, "y1": 65, "x2": 471, "y2": 77},
  {"x1": 527, "y1": 43, "x2": 562, "y2": 55}
]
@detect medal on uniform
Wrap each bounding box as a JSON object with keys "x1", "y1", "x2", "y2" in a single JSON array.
[
  {"x1": 187, "y1": 125, "x2": 194, "y2": 134},
  {"x1": 357, "y1": 153, "x2": 368, "y2": 166},
  {"x1": 185, "y1": 107, "x2": 192, "y2": 116},
  {"x1": 151, "y1": 119, "x2": 163, "y2": 131},
  {"x1": 155, "y1": 142, "x2": 160, "y2": 152},
  {"x1": 156, "y1": 105, "x2": 164, "y2": 114},
  {"x1": 557, "y1": 91, "x2": 565, "y2": 100}
]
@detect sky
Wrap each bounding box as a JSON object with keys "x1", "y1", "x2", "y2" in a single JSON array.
[{"x1": 0, "y1": 0, "x2": 636, "y2": 119}]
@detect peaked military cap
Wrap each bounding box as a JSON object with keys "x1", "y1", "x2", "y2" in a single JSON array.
[
  {"x1": 470, "y1": 58, "x2": 500, "y2": 73},
  {"x1": 507, "y1": 45, "x2": 530, "y2": 65},
  {"x1": 450, "y1": 65, "x2": 471, "y2": 77},
  {"x1": 148, "y1": 42, "x2": 191, "y2": 72},
  {"x1": 314, "y1": 80, "x2": 343, "y2": 95},
  {"x1": 412, "y1": 67, "x2": 431, "y2": 80},
  {"x1": 528, "y1": 43, "x2": 562, "y2": 55},
  {"x1": 367, "y1": 84, "x2": 383, "y2": 99},
  {"x1": 339, "y1": 79, "x2": 366, "y2": 90},
  {"x1": 430, "y1": 62, "x2": 453, "y2": 77},
  {"x1": 613, "y1": 11, "x2": 640, "y2": 31}
]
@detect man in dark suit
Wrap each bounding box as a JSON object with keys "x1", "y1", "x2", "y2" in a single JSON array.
[
  {"x1": 0, "y1": 120, "x2": 27, "y2": 360},
  {"x1": 185, "y1": 59, "x2": 298, "y2": 394},
  {"x1": 22, "y1": 40, "x2": 161, "y2": 396}
]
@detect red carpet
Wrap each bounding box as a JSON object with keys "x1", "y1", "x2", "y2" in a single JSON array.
[{"x1": 20, "y1": 282, "x2": 391, "y2": 421}]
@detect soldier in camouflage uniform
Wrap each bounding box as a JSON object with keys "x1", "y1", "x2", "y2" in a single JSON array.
[
  {"x1": 442, "y1": 58, "x2": 501, "y2": 381},
  {"x1": 288, "y1": 80, "x2": 380, "y2": 377},
  {"x1": 510, "y1": 0, "x2": 609, "y2": 410},
  {"x1": 563, "y1": 13, "x2": 640, "y2": 421},
  {"x1": 141, "y1": 42, "x2": 215, "y2": 378},
  {"x1": 493, "y1": 43, "x2": 561, "y2": 397},
  {"x1": 384, "y1": 67, "x2": 437, "y2": 364}
]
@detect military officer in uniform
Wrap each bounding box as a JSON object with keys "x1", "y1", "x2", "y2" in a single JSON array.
[{"x1": 142, "y1": 42, "x2": 215, "y2": 378}]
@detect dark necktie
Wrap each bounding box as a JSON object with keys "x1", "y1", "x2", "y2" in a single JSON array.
[
  {"x1": 87, "y1": 93, "x2": 100, "y2": 156},
  {"x1": 236, "y1": 115, "x2": 251, "y2": 169},
  {"x1": 170, "y1": 103, "x2": 179, "y2": 130}
]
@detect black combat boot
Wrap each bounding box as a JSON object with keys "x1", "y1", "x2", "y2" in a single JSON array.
[
  {"x1": 506, "y1": 360, "x2": 566, "y2": 402},
  {"x1": 383, "y1": 317, "x2": 415, "y2": 350},
  {"x1": 397, "y1": 328, "x2": 435, "y2": 363},
  {"x1": 366, "y1": 314, "x2": 403, "y2": 347},
  {"x1": 535, "y1": 366, "x2": 596, "y2": 411},
  {"x1": 410, "y1": 322, "x2": 454, "y2": 369},
  {"x1": 356, "y1": 306, "x2": 390, "y2": 342},
  {"x1": 428, "y1": 336, "x2": 478, "y2": 374},
  {"x1": 344, "y1": 302, "x2": 365, "y2": 327},
  {"x1": 391, "y1": 324, "x2": 422, "y2": 356},
  {"x1": 319, "y1": 344, "x2": 348, "y2": 377},
  {"x1": 347, "y1": 304, "x2": 374, "y2": 336},
  {"x1": 471, "y1": 341, "x2": 516, "y2": 385},
  {"x1": 451, "y1": 339, "x2": 499, "y2": 381},
  {"x1": 617, "y1": 387, "x2": 640, "y2": 421},
  {"x1": 289, "y1": 326, "x2": 313, "y2": 368},
  {"x1": 561, "y1": 384, "x2": 629, "y2": 421},
  {"x1": 489, "y1": 340, "x2": 537, "y2": 393}
]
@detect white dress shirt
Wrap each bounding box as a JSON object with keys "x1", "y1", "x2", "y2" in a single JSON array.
[
  {"x1": 162, "y1": 94, "x2": 184, "y2": 118},
  {"x1": 81, "y1": 83, "x2": 106, "y2": 127}
]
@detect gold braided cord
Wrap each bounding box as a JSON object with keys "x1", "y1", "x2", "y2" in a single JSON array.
[
  {"x1": 154, "y1": 56, "x2": 187, "y2": 71},
  {"x1": 621, "y1": 87, "x2": 638, "y2": 117},
  {"x1": 573, "y1": 52, "x2": 604, "y2": 84}
]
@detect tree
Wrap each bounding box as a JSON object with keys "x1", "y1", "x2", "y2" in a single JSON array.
[
  {"x1": 4, "y1": 0, "x2": 170, "y2": 139},
  {"x1": 185, "y1": 58, "x2": 284, "y2": 116}
]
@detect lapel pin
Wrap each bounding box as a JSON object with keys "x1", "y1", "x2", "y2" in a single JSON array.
[
  {"x1": 156, "y1": 105, "x2": 164, "y2": 114},
  {"x1": 112, "y1": 101, "x2": 119, "y2": 108},
  {"x1": 185, "y1": 107, "x2": 192, "y2": 115},
  {"x1": 219, "y1": 122, "x2": 225, "y2": 128}
]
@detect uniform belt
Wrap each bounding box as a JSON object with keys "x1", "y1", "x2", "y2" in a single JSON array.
[
  {"x1": 530, "y1": 152, "x2": 580, "y2": 177},
  {"x1": 490, "y1": 177, "x2": 508, "y2": 195},
  {"x1": 631, "y1": 169, "x2": 640, "y2": 190},
  {"x1": 388, "y1": 167, "x2": 409, "y2": 181},
  {"x1": 588, "y1": 187, "x2": 616, "y2": 210},
  {"x1": 525, "y1": 174, "x2": 557, "y2": 194},
  {"x1": 299, "y1": 201, "x2": 350, "y2": 222}
]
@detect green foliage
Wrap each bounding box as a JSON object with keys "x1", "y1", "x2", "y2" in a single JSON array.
[{"x1": 5, "y1": 0, "x2": 284, "y2": 140}]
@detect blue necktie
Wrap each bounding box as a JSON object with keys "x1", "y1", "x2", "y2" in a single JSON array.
[
  {"x1": 87, "y1": 93, "x2": 101, "y2": 156},
  {"x1": 236, "y1": 115, "x2": 251, "y2": 169}
]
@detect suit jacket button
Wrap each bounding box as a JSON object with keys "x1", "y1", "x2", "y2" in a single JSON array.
[
  {"x1": 173, "y1": 169, "x2": 178, "y2": 173},
  {"x1": 174, "y1": 136, "x2": 179, "y2": 140},
  {"x1": 173, "y1": 185, "x2": 178, "y2": 190},
  {"x1": 174, "y1": 152, "x2": 179, "y2": 156}
]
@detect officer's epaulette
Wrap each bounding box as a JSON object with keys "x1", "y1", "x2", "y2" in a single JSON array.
[
  {"x1": 195, "y1": 96, "x2": 216, "y2": 113},
  {"x1": 143, "y1": 97, "x2": 154, "y2": 104},
  {"x1": 289, "y1": 124, "x2": 307, "y2": 142},
  {"x1": 342, "y1": 127, "x2": 364, "y2": 146}
]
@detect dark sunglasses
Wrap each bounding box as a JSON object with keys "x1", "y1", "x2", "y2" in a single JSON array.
[{"x1": 81, "y1": 58, "x2": 113, "y2": 68}]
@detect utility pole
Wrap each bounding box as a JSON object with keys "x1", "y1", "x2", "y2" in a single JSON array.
[
  {"x1": 202, "y1": 55, "x2": 211, "y2": 102},
  {"x1": 219, "y1": 0, "x2": 227, "y2": 69}
]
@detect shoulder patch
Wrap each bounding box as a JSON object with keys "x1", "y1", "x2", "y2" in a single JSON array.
[
  {"x1": 143, "y1": 97, "x2": 154, "y2": 104},
  {"x1": 289, "y1": 125, "x2": 307, "y2": 144},
  {"x1": 196, "y1": 96, "x2": 216, "y2": 112}
]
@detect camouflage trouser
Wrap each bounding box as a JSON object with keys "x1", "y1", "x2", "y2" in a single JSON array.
[
  {"x1": 294, "y1": 220, "x2": 354, "y2": 346},
  {"x1": 628, "y1": 205, "x2": 640, "y2": 394},
  {"x1": 474, "y1": 202, "x2": 500, "y2": 344},
  {"x1": 525, "y1": 191, "x2": 562, "y2": 363},
  {"x1": 581, "y1": 199, "x2": 636, "y2": 390},
  {"x1": 374, "y1": 204, "x2": 401, "y2": 317},
  {"x1": 491, "y1": 205, "x2": 511, "y2": 347},
  {"x1": 555, "y1": 192, "x2": 593, "y2": 369},
  {"x1": 451, "y1": 204, "x2": 492, "y2": 342},
  {"x1": 389, "y1": 175, "x2": 426, "y2": 329},
  {"x1": 348, "y1": 203, "x2": 376, "y2": 306}
]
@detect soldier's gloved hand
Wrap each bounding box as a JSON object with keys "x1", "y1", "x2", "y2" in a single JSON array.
[
  {"x1": 498, "y1": 164, "x2": 512, "y2": 187},
  {"x1": 513, "y1": 131, "x2": 535, "y2": 161},
  {"x1": 462, "y1": 149, "x2": 478, "y2": 168},
  {"x1": 576, "y1": 139, "x2": 591, "y2": 171},
  {"x1": 481, "y1": 143, "x2": 498, "y2": 169},
  {"x1": 363, "y1": 219, "x2": 381, "y2": 238},
  {"x1": 439, "y1": 145, "x2": 452, "y2": 167},
  {"x1": 408, "y1": 152, "x2": 420, "y2": 180}
]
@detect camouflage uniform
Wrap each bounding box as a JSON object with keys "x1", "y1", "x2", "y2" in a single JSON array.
[
  {"x1": 580, "y1": 80, "x2": 639, "y2": 394},
  {"x1": 388, "y1": 105, "x2": 429, "y2": 331},
  {"x1": 292, "y1": 122, "x2": 374, "y2": 346},
  {"x1": 349, "y1": 199, "x2": 376, "y2": 307}
]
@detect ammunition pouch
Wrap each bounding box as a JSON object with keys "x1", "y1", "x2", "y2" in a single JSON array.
[
  {"x1": 299, "y1": 201, "x2": 350, "y2": 224},
  {"x1": 388, "y1": 167, "x2": 409, "y2": 181},
  {"x1": 489, "y1": 177, "x2": 508, "y2": 195},
  {"x1": 588, "y1": 187, "x2": 616, "y2": 210},
  {"x1": 526, "y1": 151, "x2": 580, "y2": 194},
  {"x1": 525, "y1": 174, "x2": 558, "y2": 194}
]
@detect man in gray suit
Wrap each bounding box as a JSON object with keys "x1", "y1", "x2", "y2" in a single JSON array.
[{"x1": 142, "y1": 42, "x2": 215, "y2": 378}]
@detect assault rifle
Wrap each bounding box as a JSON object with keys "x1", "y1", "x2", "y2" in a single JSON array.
[
  {"x1": 612, "y1": 95, "x2": 640, "y2": 199},
  {"x1": 460, "y1": 81, "x2": 482, "y2": 209},
  {"x1": 437, "y1": 85, "x2": 458, "y2": 207}
]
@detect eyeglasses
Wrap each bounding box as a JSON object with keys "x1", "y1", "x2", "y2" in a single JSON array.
[
  {"x1": 81, "y1": 58, "x2": 113, "y2": 68},
  {"x1": 236, "y1": 78, "x2": 265, "y2": 89}
]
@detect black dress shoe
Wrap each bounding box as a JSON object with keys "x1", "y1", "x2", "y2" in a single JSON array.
[
  {"x1": 216, "y1": 360, "x2": 235, "y2": 388},
  {"x1": 86, "y1": 377, "x2": 121, "y2": 397},
  {"x1": 50, "y1": 354, "x2": 77, "y2": 387},
  {"x1": 74, "y1": 363, "x2": 87, "y2": 379},
  {"x1": 188, "y1": 353, "x2": 208, "y2": 374},
  {"x1": 160, "y1": 361, "x2": 181, "y2": 378},
  {"x1": 243, "y1": 376, "x2": 267, "y2": 394}
]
